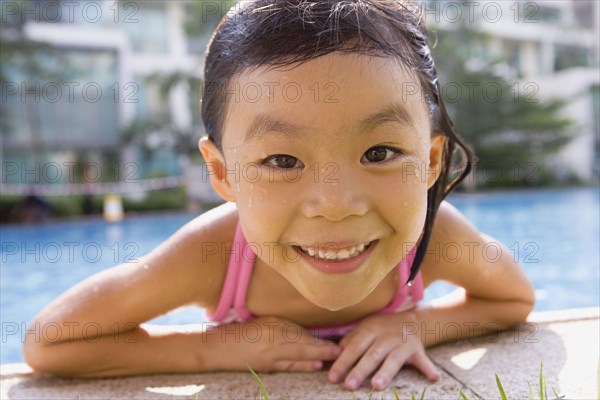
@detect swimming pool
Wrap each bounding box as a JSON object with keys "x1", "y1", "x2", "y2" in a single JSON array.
[{"x1": 1, "y1": 187, "x2": 598, "y2": 363}]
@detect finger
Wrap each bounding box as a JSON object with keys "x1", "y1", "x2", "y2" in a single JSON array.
[
  {"x1": 407, "y1": 351, "x2": 441, "y2": 381},
  {"x1": 280, "y1": 341, "x2": 341, "y2": 362},
  {"x1": 328, "y1": 335, "x2": 375, "y2": 385},
  {"x1": 338, "y1": 331, "x2": 353, "y2": 349},
  {"x1": 273, "y1": 359, "x2": 325, "y2": 372},
  {"x1": 343, "y1": 341, "x2": 394, "y2": 391},
  {"x1": 370, "y1": 347, "x2": 410, "y2": 391}
]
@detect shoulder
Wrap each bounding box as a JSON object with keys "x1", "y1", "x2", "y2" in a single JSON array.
[
  {"x1": 419, "y1": 199, "x2": 506, "y2": 288},
  {"x1": 419, "y1": 199, "x2": 535, "y2": 308},
  {"x1": 427, "y1": 200, "x2": 479, "y2": 243},
  {"x1": 141, "y1": 201, "x2": 239, "y2": 310}
]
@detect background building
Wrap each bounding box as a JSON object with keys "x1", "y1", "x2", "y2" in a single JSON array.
[
  {"x1": 2, "y1": 1, "x2": 208, "y2": 185},
  {"x1": 1, "y1": 0, "x2": 598, "y2": 190}
]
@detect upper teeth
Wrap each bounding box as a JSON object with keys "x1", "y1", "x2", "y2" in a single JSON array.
[{"x1": 299, "y1": 242, "x2": 369, "y2": 260}]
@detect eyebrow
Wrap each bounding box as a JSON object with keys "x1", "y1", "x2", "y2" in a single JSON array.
[
  {"x1": 244, "y1": 102, "x2": 416, "y2": 142},
  {"x1": 245, "y1": 113, "x2": 305, "y2": 142},
  {"x1": 359, "y1": 103, "x2": 416, "y2": 133}
]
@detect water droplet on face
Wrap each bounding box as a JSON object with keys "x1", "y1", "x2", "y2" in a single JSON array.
[
  {"x1": 257, "y1": 187, "x2": 268, "y2": 201},
  {"x1": 143, "y1": 264, "x2": 149, "y2": 270}
]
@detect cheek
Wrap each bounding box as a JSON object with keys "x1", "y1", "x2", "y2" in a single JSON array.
[
  {"x1": 384, "y1": 166, "x2": 429, "y2": 240},
  {"x1": 235, "y1": 175, "x2": 300, "y2": 242}
]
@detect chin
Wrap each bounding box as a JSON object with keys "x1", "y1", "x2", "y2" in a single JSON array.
[{"x1": 305, "y1": 287, "x2": 369, "y2": 312}]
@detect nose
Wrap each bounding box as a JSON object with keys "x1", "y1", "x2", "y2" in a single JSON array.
[{"x1": 300, "y1": 167, "x2": 369, "y2": 221}]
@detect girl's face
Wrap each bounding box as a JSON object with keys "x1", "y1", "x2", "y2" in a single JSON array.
[{"x1": 201, "y1": 53, "x2": 445, "y2": 311}]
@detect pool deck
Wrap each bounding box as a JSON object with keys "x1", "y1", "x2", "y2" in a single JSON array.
[{"x1": 1, "y1": 307, "x2": 598, "y2": 399}]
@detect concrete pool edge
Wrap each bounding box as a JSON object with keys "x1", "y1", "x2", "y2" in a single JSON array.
[
  {"x1": 2, "y1": 307, "x2": 598, "y2": 399},
  {"x1": 527, "y1": 306, "x2": 599, "y2": 323}
]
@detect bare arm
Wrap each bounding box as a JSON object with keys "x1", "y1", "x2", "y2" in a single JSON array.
[
  {"x1": 413, "y1": 200, "x2": 536, "y2": 347},
  {"x1": 23, "y1": 203, "x2": 237, "y2": 377}
]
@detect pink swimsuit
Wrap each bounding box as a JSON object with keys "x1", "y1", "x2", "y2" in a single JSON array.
[{"x1": 205, "y1": 224, "x2": 424, "y2": 340}]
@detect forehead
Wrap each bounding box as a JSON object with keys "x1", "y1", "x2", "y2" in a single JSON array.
[{"x1": 221, "y1": 53, "x2": 431, "y2": 147}]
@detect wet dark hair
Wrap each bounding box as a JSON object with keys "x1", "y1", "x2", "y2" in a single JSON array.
[{"x1": 201, "y1": 0, "x2": 475, "y2": 283}]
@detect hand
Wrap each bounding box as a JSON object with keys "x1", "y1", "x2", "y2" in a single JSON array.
[
  {"x1": 206, "y1": 316, "x2": 341, "y2": 372},
  {"x1": 327, "y1": 312, "x2": 440, "y2": 391}
]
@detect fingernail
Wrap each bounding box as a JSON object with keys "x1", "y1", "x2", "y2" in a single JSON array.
[
  {"x1": 346, "y1": 377, "x2": 357, "y2": 389},
  {"x1": 373, "y1": 376, "x2": 384, "y2": 388},
  {"x1": 328, "y1": 370, "x2": 338, "y2": 382}
]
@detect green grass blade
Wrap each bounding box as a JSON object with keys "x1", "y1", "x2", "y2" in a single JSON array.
[
  {"x1": 459, "y1": 390, "x2": 469, "y2": 400},
  {"x1": 420, "y1": 387, "x2": 427, "y2": 400},
  {"x1": 393, "y1": 387, "x2": 401, "y2": 400},
  {"x1": 551, "y1": 385, "x2": 563, "y2": 399},
  {"x1": 247, "y1": 364, "x2": 269, "y2": 400},
  {"x1": 368, "y1": 387, "x2": 374, "y2": 400},
  {"x1": 527, "y1": 381, "x2": 534, "y2": 400},
  {"x1": 411, "y1": 391, "x2": 416, "y2": 400},
  {"x1": 495, "y1": 374, "x2": 507, "y2": 400},
  {"x1": 539, "y1": 362, "x2": 544, "y2": 400}
]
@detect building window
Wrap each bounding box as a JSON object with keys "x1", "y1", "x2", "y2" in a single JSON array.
[
  {"x1": 134, "y1": 76, "x2": 171, "y2": 123},
  {"x1": 536, "y1": 6, "x2": 561, "y2": 24},
  {"x1": 502, "y1": 40, "x2": 522, "y2": 78},
  {"x1": 184, "y1": 3, "x2": 211, "y2": 55},
  {"x1": 2, "y1": 48, "x2": 119, "y2": 151},
  {"x1": 554, "y1": 45, "x2": 590, "y2": 71},
  {"x1": 592, "y1": 86, "x2": 599, "y2": 176},
  {"x1": 122, "y1": 2, "x2": 168, "y2": 54},
  {"x1": 572, "y1": 1, "x2": 596, "y2": 29}
]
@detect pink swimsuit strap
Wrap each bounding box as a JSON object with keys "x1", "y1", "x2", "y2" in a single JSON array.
[{"x1": 206, "y1": 223, "x2": 424, "y2": 325}]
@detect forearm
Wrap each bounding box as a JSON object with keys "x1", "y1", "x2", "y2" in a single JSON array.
[
  {"x1": 408, "y1": 290, "x2": 534, "y2": 348},
  {"x1": 24, "y1": 324, "x2": 218, "y2": 378}
]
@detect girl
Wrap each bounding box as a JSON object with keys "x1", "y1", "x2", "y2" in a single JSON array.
[{"x1": 23, "y1": 0, "x2": 535, "y2": 392}]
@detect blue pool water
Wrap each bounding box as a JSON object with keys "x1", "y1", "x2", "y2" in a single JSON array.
[{"x1": 1, "y1": 187, "x2": 598, "y2": 364}]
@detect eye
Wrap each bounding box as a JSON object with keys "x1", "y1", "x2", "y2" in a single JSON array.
[
  {"x1": 261, "y1": 154, "x2": 304, "y2": 169},
  {"x1": 361, "y1": 146, "x2": 402, "y2": 164}
]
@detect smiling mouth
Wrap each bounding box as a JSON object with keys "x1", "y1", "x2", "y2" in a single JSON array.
[{"x1": 294, "y1": 240, "x2": 376, "y2": 262}]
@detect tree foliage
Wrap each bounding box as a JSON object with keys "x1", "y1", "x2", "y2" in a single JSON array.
[{"x1": 430, "y1": 25, "x2": 574, "y2": 187}]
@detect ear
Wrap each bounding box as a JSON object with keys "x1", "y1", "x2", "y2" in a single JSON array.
[
  {"x1": 198, "y1": 136, "x2": 237, "y2": 202},
  {"x1": 427, "y1": 134, "x2": 446, "y2": 189}
]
